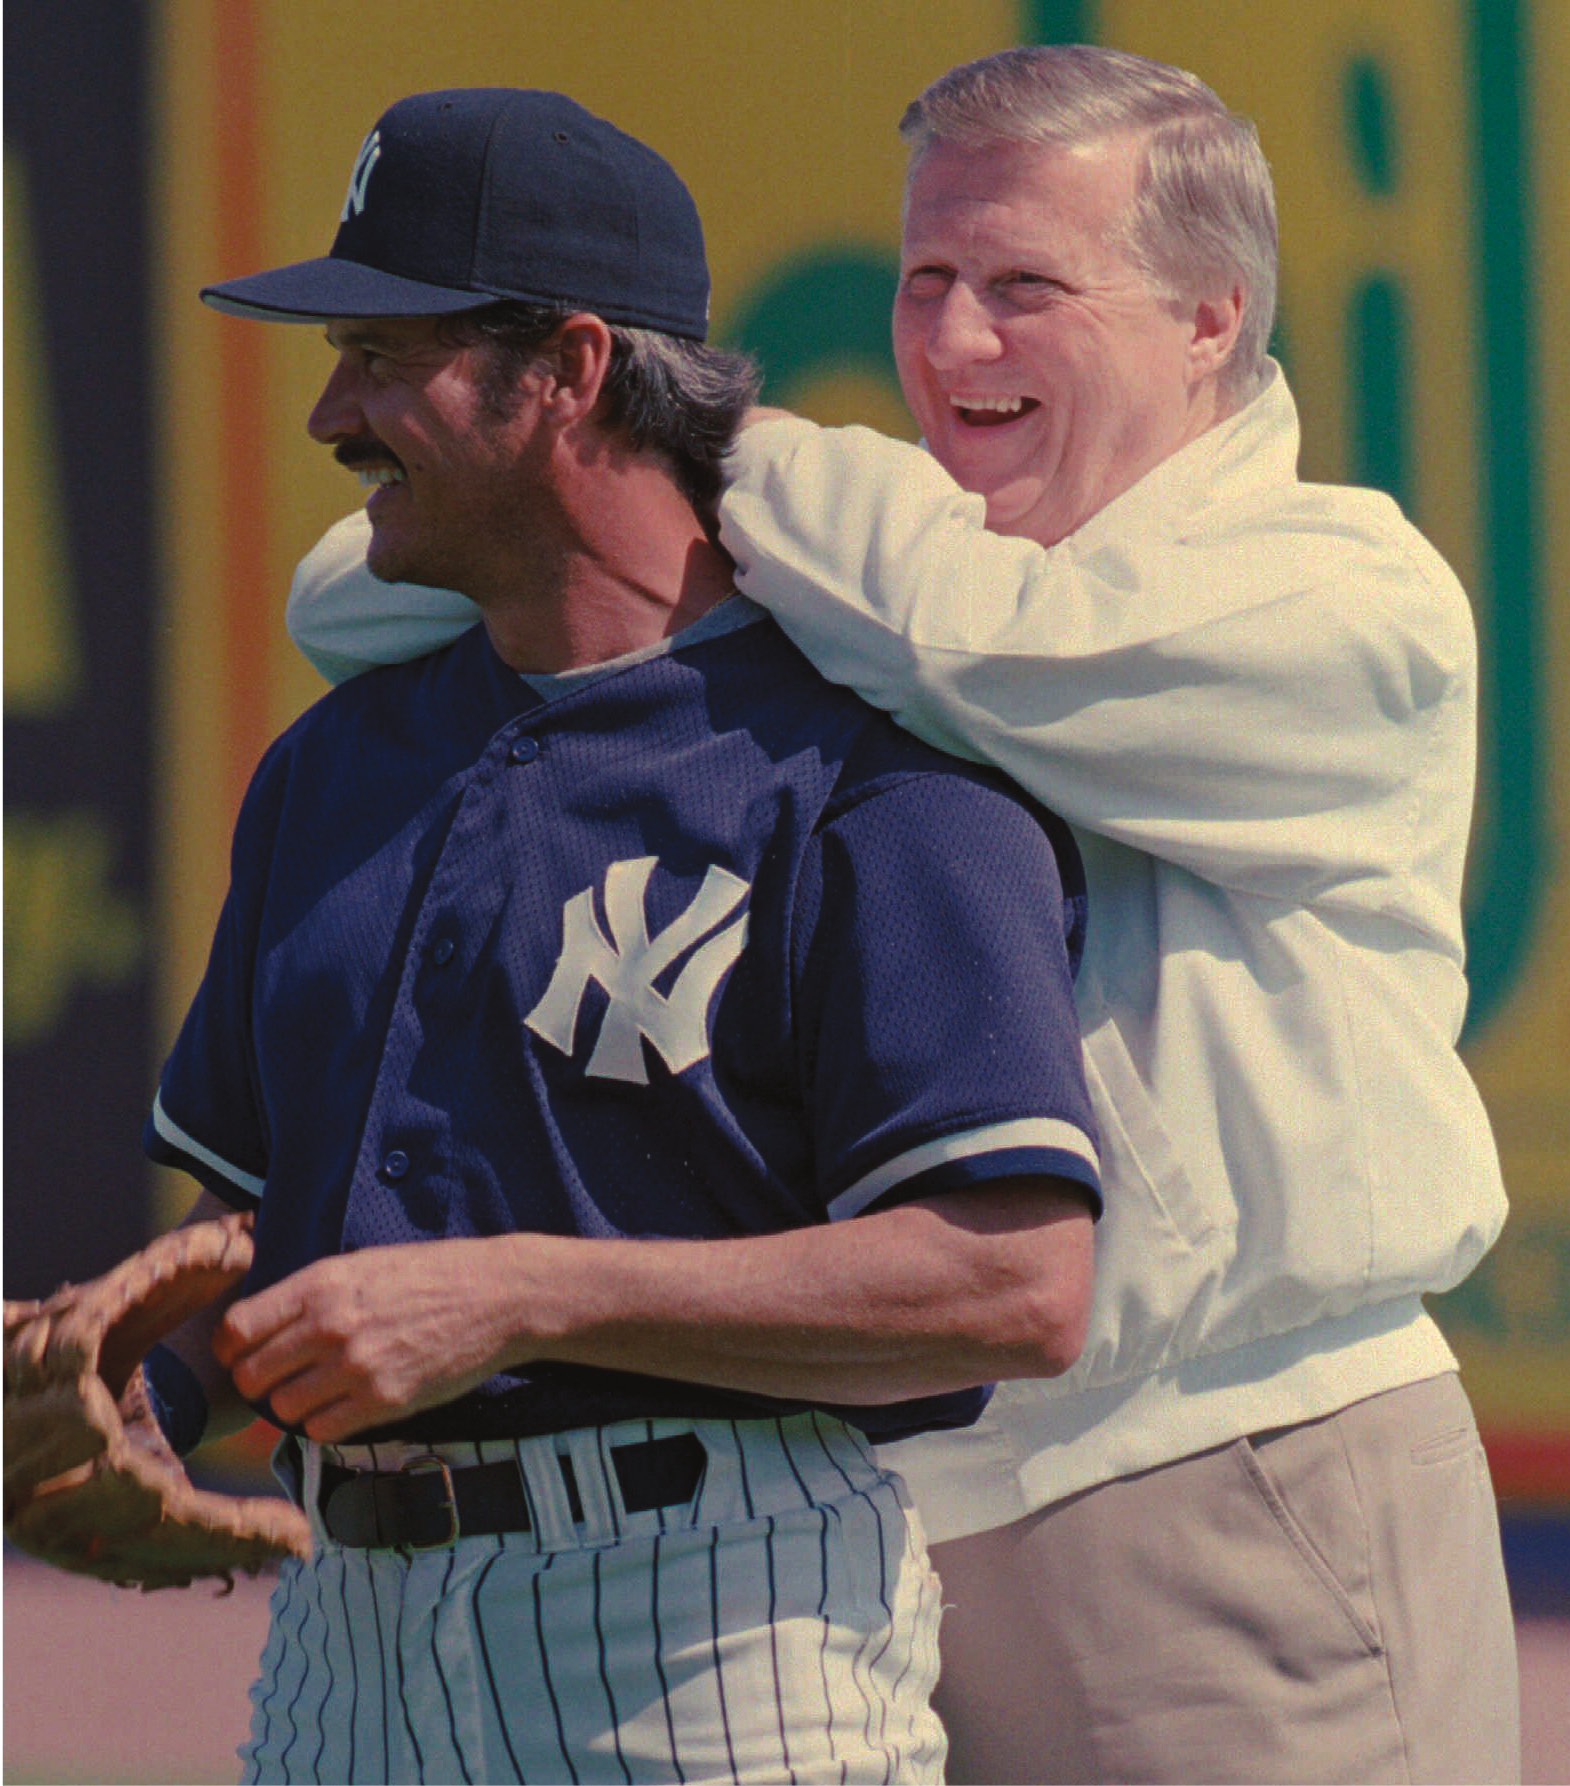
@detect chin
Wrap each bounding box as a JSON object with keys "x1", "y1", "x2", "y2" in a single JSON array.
[
  {"x1": 976, "y1": 465, "x2": 1095, "y2": 546},
  {"x1": 975, "y1": 481, "x2": 1045, "y2": 538},
  {"x1": 364, "y1": 534, "x2": 422, "y2": 588}
]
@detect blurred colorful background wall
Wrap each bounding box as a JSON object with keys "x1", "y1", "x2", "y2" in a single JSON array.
[{"x1": 7, "y1": 0, "x2": 1567, "y2": 1608}]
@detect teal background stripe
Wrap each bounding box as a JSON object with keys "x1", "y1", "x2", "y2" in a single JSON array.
[
  {"x1": 721, "y1": 249, "x2": 900, "y2": 404},
  {"x1": 1460, "y1": 0, "x2": 1545, "y2": 1038},
  {"x1": 1024, "y1": 1, "x2": 1093, "y2": 44},
  {"x1": 1347, "y1": 277, "x2": 1412, "y2": 510}
]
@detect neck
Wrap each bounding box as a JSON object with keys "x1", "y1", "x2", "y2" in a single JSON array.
[
  {"x1": 1177, "y1": 372, "x2": 1238, "y2": 454},
  {"x1": 477, "y1": 436, "x2": 735, "y2": 674}
]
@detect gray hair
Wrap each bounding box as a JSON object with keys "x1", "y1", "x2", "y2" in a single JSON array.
[
  {"x1": 900, "y1": 46, "x2": 1278, "y2": 398},
  {"x1": 437, "y1": 303, "x2": 760, "y2": 515}
]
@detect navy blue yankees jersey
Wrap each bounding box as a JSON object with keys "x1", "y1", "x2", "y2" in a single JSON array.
[{"x1": 147, "y1": 601, "x2": 1099, "y2": 1444}]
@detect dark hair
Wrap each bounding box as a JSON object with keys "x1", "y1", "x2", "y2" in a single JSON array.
[{"x1": 437, "y1": 302, "x2": 760, "y2": 511}]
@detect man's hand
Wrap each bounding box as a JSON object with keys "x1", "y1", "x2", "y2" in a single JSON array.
[
  {"x1": 213, "y1": 1179, "x2": 1092, "y2": 1443},
  {"x1": 213, "y1": 1240, "x2": 530, "y2": 1442}
]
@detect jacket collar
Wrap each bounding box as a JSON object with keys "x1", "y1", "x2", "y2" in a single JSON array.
[{"x1": 1070, "y1": 359, "x2": 1301, "y2": 550}]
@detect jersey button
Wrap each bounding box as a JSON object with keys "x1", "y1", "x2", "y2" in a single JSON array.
[
  {"x1": 508, "y1": 735, "x2": 539, "y2": 764},
  {"x1": 381, "y1": 1149, "x2": 411, "y2": 1181},
  {"x1": 431, "y1": 937, "x2": 456, "y2": 966}
]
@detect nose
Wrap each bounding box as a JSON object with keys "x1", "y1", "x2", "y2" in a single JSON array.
[
  {"x1": 306, "y1": 355, "x2": 364, "y2": 444},
  {"x1": 926, "y1": 283, "x2": 1002, "y2": 372}
]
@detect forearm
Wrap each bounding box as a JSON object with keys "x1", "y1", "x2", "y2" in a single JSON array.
[
  {"x1": 218, "y1": 1179, "x2": 1094, "y2": 1441},
  {"x1": 508, "y1": 1181, "x2": 1093, "y2": 1405}
]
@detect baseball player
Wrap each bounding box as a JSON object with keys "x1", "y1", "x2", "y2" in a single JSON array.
[
  {"x1": 143, "y1": 88, "x2": 1102, "y2": 1784},
  {"x1": 284, "y1": 49, "x2": 1517, "y2": 1786}
]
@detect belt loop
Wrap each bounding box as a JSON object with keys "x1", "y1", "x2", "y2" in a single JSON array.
[
  {"x1": 597, "y1": 1426, "x2": 627, "y2": 1539},
  {"x1": 558, "y1": 1427, "x2": 620, "y2": 1545},
  {"x1": 299, "y1": 1439, "x2": 329, "y2": 1544},
  {"x1": 511, "y1": 1434, "x2": 579, "y2": 1550}
]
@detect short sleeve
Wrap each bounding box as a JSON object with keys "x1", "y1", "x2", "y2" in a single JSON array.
[
  {"x1": 141, "y1": 768, "x2": 280, "y2": 1206},
  {"x1": 791, "y1": 769, "x2": 1100, "y2": 1220}
]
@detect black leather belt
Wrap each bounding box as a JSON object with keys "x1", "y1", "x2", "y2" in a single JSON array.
[{"x1": 319, "y1": 1431, "x2": 706, "y2": 1551}]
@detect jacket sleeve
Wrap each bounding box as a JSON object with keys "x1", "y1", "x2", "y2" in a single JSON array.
[
  {"x1": 718, "y1": 418, "x2": 1478, "y2": 914},
  {"x1": 287, "y1": 510, "x2": 481, "y2": 685}
]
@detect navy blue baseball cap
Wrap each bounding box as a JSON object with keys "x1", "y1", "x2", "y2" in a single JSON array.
[{"x1": 201, "y1": 88, "x2": 710, "y2": 339}]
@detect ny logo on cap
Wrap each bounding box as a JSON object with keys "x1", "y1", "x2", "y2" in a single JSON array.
[
  {"x1": 526, "y1": 857, "x2": 749, "y2": 1085},
  {"x1": 340, "y1": 129, "x2": 382, "y2": 222}
]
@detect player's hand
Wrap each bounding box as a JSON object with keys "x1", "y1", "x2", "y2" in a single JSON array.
[{"x1": 213, "y1": 1241, "x2": 532, "y2": 1442}]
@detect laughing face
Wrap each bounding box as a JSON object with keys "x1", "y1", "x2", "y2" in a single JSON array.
[
  {"x1": 893, "y1": 133, "x2": 1225, "y2": 546},
  {"x1": 306, "y1": 315, "x2": 551, "y2": 599}
]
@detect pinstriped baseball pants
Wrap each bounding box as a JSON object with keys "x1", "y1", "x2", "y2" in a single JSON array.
[{"x1": 240, "y1": 1412, "x2": 946, "y2": 1784}]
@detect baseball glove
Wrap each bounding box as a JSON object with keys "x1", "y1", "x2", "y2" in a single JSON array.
[{"x1": 3, "y1": 1211, "x2": 311, "y2": 1590}]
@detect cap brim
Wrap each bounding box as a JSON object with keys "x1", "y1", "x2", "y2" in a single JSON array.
[{"x1": 200, "y1": 256, "x2": 504, "y2": 322}]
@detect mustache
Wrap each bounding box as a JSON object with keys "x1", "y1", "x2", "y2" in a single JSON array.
[{"x1": 333, "y1": 438, "x2": 404, "y2": 474}]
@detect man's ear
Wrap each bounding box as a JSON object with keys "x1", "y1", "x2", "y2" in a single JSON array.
[
  {"x1": 1188, "y1": 282, "x2": 1244, "y2": 384},
  {"x1": 538, "y1": 313, "x2": 615, "y2": 425}
]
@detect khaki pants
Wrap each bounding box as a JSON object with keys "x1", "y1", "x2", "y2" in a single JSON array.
[{"x1": 930, "y1": 1373, "x2": 1519, "y2": 1784}]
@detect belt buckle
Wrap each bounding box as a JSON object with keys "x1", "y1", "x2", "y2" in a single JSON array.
[{"x1": 404, "y1": 1453, "x2": 460, "y2": 1551}]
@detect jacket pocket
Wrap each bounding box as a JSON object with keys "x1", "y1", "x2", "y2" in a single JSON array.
[
  {"x1": 1060, "y1": 1010, "x2": 1231, "y2": 1384},
  {"x1": 1081, "y1": 1015, "x2": 1217, "y2": 1251}
]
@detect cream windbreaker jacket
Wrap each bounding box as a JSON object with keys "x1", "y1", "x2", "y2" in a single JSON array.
[{"x1": 284, "y1": 365, "x2": 1506, "y2": 1542}]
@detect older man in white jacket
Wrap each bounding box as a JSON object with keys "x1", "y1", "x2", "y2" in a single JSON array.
[{"x1": 283, "y1": 45, "x2": 1516, "y2": 1786}]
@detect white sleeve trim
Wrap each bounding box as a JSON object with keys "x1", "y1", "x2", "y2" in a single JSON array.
[
  {"x1": 151, "y1": 1091, "x2": 265, "y2": 1198},
  {"x1": 828, "y1": 1116, "x2": 1100, "y2": 1222}
]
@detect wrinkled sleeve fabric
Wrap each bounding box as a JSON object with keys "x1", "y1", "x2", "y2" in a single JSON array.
[
  {"x1": 718, "y1": 417, "x2": 1477, "y2": 916},
  {"x1": 288, "y1": 509, "x2": 481, "y2": 685},
  {"x1": 792, "y1": 769, "x2": 1100, "y2": 1222}
]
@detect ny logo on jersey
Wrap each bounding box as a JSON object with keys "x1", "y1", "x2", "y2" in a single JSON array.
[
  {"x1": 340, "y1": 129, "x2": 382, "y2": 221},
  {"x1": 526, "y1": 857, "x2": 749, "y2": 1085}
]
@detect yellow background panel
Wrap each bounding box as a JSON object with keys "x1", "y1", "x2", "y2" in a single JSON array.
[{"x1": 4, "y1": 155, "x2": 82, "y2": 717}]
